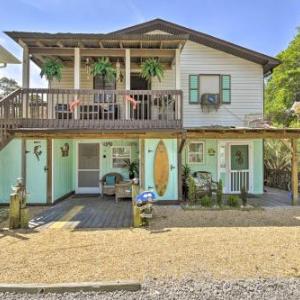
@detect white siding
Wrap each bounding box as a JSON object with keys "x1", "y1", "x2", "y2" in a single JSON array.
[
  {"x1": 151, "y1": 69, "x2": 175, "y2": 90},
  {"x1": 181, "y1": 41, "x2": 264, "y2": 127}
]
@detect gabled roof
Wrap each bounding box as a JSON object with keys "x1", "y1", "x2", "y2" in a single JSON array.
[
  {"x1": 4, "y1": 18, "x2": 280, "y2": 73},
  {"x1": 0, "y1": 44, "x2": 20, "y2": 64},
  {"x1": 110, "y1": 18, "x2": 280, "y2": 73}
]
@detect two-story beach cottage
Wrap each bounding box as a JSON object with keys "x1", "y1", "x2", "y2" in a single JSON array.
[{"x1": 1, "y1": 18, "x2": 298, "y2": 205}]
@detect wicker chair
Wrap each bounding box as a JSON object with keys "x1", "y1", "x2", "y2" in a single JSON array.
[
  {"x1": 115, "y1": 181, "x2": 132, "y2": 202},
  {"x1": 100, "y1": 172, "x2": 123, "y2": 198},
  {"x1": 192, "y1": 171, "x2": 218, "y2": 197}
]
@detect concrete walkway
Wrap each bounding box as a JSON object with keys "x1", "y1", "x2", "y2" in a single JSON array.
[{"x1": 29, "y1": 196, "x2": 132, "y2": 229}]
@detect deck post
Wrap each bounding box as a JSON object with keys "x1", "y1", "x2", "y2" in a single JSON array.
[
  {"x1": 125, "y1": 48, "x2": 130, "y2": 120},
  {"x1": 291, "y1": 138, "x2": 298, "y2": 206},
  {"x1": 175, "y1": 48, "x2": 181, "y2": 120},
  {"x1": 74, "y1": 47, "x2": 81, "y2": 120},
  {"x1": 22, "y1": 45, "x2": 30, "y2": 118}
]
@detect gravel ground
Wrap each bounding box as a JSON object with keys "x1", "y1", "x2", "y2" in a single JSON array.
[{"x1": 0, "y1": 278, "x2": 299, "y2": 299}]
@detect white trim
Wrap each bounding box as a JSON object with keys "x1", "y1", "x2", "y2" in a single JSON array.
[
  {"x1": 75, "y1": 141, "x2": 101, "y2": 194},
  {"x1": 51, "y1": 139, "x2": 54, "y2": 203},
  {"x1": 187, "y1": 141, "x2": 205, "y2": 164},
  {"x1": 111, "y1": 146, "x2": 131, "y2": 168},
  {"x1": 228, "y1": 141, "x2": 253, "y2": 193}
]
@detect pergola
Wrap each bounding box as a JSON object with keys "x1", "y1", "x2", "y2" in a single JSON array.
[{"x1": 5, "y1": 31, "x2": 188, "y2": 90}]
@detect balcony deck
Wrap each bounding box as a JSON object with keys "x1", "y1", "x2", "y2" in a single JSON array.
[{"x1": 0, "y1": 88, "x2": 182, "y2": 146}]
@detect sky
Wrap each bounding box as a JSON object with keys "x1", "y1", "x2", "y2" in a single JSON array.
[{"x1": 0, "y1": 0, "x2": 299, "y2": 87}]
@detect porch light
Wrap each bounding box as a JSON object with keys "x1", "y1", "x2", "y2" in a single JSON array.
[{"x1": 85, "y1": 58, "x2": 91, "y2": 79}]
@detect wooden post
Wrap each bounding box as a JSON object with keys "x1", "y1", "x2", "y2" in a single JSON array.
[
  {"x1": 177, "y1": 138, "x2": 183, "y2": 201},
  {"x1": 9, "y1": 194, "x2": 21, "y2": 229},
  {"x1": 22, "y1": 45, "x2": 29, "y2": 118},
  {"x1": 132, "y1": 182, "x2": 141, "y2": 227},
  {"x1": 140, "y1": 138, "x2": 145, "y2": 190},
  {"x1": 125, "y1": 49, "x2": 130, "y2": 120},
  {"x1": 291, "y1": 138, "x2": 298, "y2": 206},
  {"x1": 74, "y1": 47, "x2": 81, "y2": 120},
  {"x1": 22, "y1": 45, "x2": 30, "y2": 88},
  {"x1": 175, "y1": 48, "x2": 181, "y2": 120},
  {"x1": 47, "y1": 138, "x2": 52, "y2": 204}
]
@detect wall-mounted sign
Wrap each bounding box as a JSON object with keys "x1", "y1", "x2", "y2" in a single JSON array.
[
  {"x1": 60, "y1": 143, "x2": 70, "y2": 157},
  {"x1": 208, "y1": 148, "x2": 216, "y2": 156}
]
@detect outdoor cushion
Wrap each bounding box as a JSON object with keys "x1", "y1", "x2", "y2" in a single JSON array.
[{"x1": 106, "y1": 175, "x2": 116, "y2": 186}]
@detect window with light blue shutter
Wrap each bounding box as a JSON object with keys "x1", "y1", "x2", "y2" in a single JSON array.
[
  {"x1": 221, "y1": 75, "x2": 231, "y2": 103},
  {"x1": 189, "y1": 75, "x2": 199, "y2": 103}
]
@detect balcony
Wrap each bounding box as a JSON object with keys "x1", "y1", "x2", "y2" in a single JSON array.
[{"x1": 0, "y1": 88, "x2": 182, "y2": 146}]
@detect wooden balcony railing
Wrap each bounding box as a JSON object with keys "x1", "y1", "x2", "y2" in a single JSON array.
[{"x1": 0, "y1": 88, "x2": 182, "y2": 148}]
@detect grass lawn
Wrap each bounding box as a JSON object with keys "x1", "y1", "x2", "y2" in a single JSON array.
[{"x1": 0, "y1": 206, "x2": 299, "y2": 283}]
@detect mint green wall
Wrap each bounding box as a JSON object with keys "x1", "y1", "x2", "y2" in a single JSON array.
[
  {"x1": 0, "y1": 139, "x2": 22, "y2": 203},
  {"x1": 182, "y1": 139, "x2": 218, "y2": 181},
  {"x1": 252, "y1": 139, "x2": 264, "y2": 194},
  {"x1": 72, "y1": 139, "x2": 139, "y2": 191},
  {"x1": 53, "y1": 139, "x2": 73, "y2": 202},
  {"x1": 144, "y1": 139, "x2": 178, "y2": 200},
  {"x1": 26, "y1": 139, "x2": 47, "y2": 203}
]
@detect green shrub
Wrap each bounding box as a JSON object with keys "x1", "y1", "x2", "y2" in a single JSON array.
[
  {"x1": 187, "y1": 176, "x2": 197, "y2": 205},
  {"x1": 240, "y1": 186, "x2": 247, "y2": 206},
  {"x1": 200, "y1": 195, "x2": 212, "y2": 207},
  {"x1": 227, "y1": 195, "x2": 240, "y2": 207},
  {"x1": 216, "y1": 179, "x2": 223, "y2": 207}
]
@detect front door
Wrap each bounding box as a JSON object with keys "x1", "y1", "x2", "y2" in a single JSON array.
[
  {"x1": 77, "y1": 143, "x2": 100, "y2": 194},
  {"x1": 229, "y1": 144, "x2": 251, "y2": 192},
  {"x1": 26, "y1": 139, "x2": 48, "y2": 203},
  {"x1": 144, "y1": 139, "x2": 178, "y2": 200}
]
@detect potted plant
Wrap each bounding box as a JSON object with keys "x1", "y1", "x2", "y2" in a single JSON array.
[
  {"x1": 140, "y1": 58, "x2": 164, "y2": 83},
  {"x1": 182, "y1": 164, "x2": 191, "y2": 200},
  {"x1": 123, "y1": 159, "x2": 139, "y2": 179},
  {"x1": 40, "y1": 58, "x2": 63, "y2": 88},
  {"x1": 91, "y1": 57, "x2": 116, "y2": 89}
]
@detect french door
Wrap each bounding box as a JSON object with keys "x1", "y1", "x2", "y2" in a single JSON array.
[{"x1": 76, "y1": 143, "x2": 100, "y2": 194}]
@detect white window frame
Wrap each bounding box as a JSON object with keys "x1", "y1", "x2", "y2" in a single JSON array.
[
  {"x1": 111, "y1": 146, "x2": 131, "y2": 168},
  {"x1": 188, "y1": 141, "x2": 205, "y2": 164}
]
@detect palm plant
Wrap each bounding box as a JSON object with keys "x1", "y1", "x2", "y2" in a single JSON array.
[
  {"x1": 140, "y1": 58, "x2": 164, "y2": 83},
  {"x1": 123, "y1": 159, "x2": 139, "y2": 179},
  {"x1": 91, "y1": 57, "x2": 116, "y2": 89},
  {"x1": 264, "y1": 139, "x2": 291, "y2": 172},
  {"x1": 40, "y1": 58, "x2": 63, "y2": 88}
]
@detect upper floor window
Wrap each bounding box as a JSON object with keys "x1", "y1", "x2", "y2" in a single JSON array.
[
  {"x1": 188, "y1": 142, "x2": 204, "y2": 164},
  {"x1": 189, "y1": 74, "x2": 231, "y2": 104}
]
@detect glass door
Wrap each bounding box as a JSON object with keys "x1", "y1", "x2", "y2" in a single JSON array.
[{"x1": 77, "y1": 143, "x2": 100, "y2": 194}]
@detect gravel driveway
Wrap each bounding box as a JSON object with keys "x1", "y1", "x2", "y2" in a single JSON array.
[{"x1": 0, "y1": 278, "x2": 299, "y2": 299}]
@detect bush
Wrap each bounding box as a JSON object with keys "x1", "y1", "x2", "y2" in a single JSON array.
[
  {"x1": 216, "y1": 179, "x2": 223, "y2": 207},
  {"x1": 240, "y1": 186, "x2": 247, "y2": 206},
  {"x1": 227, "y1": 195, "x2": 240, "y2": 207},
  {"x1": 187, "y1": 176, "x2": 197, "y2": 205},
  {"x1": 200, "y1": 195, "x2": 212, "y2": 207}
]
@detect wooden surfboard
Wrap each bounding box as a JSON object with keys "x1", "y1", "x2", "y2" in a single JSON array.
[{"x1": 154, "y1": 140, "x2": 169, "y2": 196}]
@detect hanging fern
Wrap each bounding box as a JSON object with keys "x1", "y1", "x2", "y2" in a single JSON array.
[
  {"x1": 40, "y1": 58, "x2": 63, "y2": 83},
  {"x1": 140, "y1": 58, "x2": 164, "y2": 82},
  {"x1": 91, "y1": 57, "x2": 116, "y2": 83}
]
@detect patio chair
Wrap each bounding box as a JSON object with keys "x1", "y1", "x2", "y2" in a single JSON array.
[
  {"x1": 192, "y1": 171, "x2": 218, "y2": 197},
  {"x1": 115, "y1": 181, "x2": 132, "y2": 202},
  {"x1": 100, "y1": 172, "x2": 123, "y2": 198}
]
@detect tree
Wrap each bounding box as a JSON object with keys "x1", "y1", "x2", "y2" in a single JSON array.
[
  {"x1": 265, "y1": 28, "x2": 300, "y2": 127},
  {"x1": 0, "y1": 77, "x2": 20, "y2": 99}
]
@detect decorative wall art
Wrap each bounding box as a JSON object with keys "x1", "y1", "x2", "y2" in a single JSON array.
[{"x1": 60, "y1": 143, "x2": 70, "y2": 157}]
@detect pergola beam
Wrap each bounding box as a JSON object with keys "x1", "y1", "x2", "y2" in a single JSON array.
[{"x1": 29, "y1": 47, "x2": 176, "y2": 58}]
